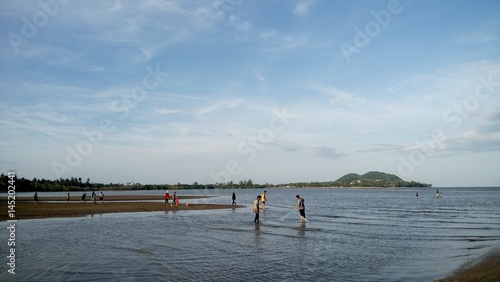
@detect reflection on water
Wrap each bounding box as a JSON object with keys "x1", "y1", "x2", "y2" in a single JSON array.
[
  {"x1": 254, "y1": 223, "x2": 261, "y2": 247},
  {"x1": 1, "y1": 187, "x2": 499, "y2": 281}
]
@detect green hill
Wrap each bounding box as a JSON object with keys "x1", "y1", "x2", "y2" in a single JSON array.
[
  {"x1": 332, "y1": 171, "x2": 429, "y2": 187},
  {"x1": 280, "y1": 171, "x2": 431, "y2": 188}
]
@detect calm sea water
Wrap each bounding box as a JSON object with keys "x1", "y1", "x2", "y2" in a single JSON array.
[{"x1": 1, "y1": 187, "x2": 499, "y2": 282}]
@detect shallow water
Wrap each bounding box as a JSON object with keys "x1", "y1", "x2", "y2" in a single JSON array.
[{"x1": 1, "y1": 187, "x2": 499, "y2": 281}]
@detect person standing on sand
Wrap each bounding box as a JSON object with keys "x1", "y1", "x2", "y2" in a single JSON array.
[
  {"x1": 91, "y1": 191, "x2": 97, "y2": 204},
  {"x1": 175, "y1": 196, "x2": 179, "y2": 206},
  {"x1": 34, "y1": 192, "x2": 39, "y2": 205},
  {"x1": 261, "y1": 191, "x2": 267, "y2": 211},
  {"x1": 232, "y1": 192, "x2": 236, "y2": 205},
  {"x1": 66, "y1": 193, "x2": 70, "y2": 202},
  {"x1": 172, "y1": 192, "x2": 177, "y2": 206},
  {"x1": 253, "y1": 195, "x2": 261, "y2": 223},
  {"x1": 99, "y1": 192, "x2": 104, "y2": 204},
  {"x1": 294, "y1": 195, "x2": 305, "y2": 221},
  {"x1": 164, "y1": 191, "x2": 170, "y2": 206}
]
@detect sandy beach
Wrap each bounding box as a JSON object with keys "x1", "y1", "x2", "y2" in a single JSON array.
[
  {"x1": 435, "y1": 250, "x2": 500, "y2": 282},
  {"x1": 0, "y1": 195, "x2": 243, "y2": 220}
]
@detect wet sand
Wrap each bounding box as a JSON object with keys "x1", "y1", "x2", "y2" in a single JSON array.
[
  {"x1": 13, "y1": 195, "x2": 211, "y2": 202},
  {"x1": 435, "y1": 250, "x2": 500, "y2": 282},
  {"x1": 0, "y1": 195, "x2": 243, "y2": 220}
]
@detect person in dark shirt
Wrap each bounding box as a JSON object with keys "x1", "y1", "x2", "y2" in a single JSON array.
[{"x1": 294, "y1": 195, "x2": 305, "y2": 221}]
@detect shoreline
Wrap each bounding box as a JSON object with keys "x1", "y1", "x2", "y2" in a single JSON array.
[{"x1": 0, "y1": 195, "x2": 243, "y2": 220}]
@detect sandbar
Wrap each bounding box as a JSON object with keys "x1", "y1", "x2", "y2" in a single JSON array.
[
  {"x1": 12, "y1": 195, "x2": 210, "y2": 202},
  {"x1": 0, "y1": 195, "x2": 243, "y2": 220}
]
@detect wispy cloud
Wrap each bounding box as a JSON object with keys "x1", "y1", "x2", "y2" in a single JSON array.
[
  {"x1": 154, "y1": 108, "x2": 181, "y2": 115},
  {"x1": 311, "y1": 144, "x2": 347, "y2": 159},
  {"x1": 259, "y1": 29, "x2": 309, "y2": 51},
  {"x1": 293, "y1": 0, "x2": 316, "y2": 17},
  {"x1": 440, "y1": 107, "x2": 500, "y2": 153},
  {"x1": 196, "y1": 98, "x2": 244, "y2": 116},
  {"x1": 454, "y1": 22, "x2": 499, "y2": 45},
  {"x1": 228, "y1": 15, "x2": 252, "y2": 31},
  {"x1": 306, "y1": 84, "x2": 366, "y2": 107},
  {"x1": 271, "y1": 139, "x2": 302, "y2": 152},
  {"x1": 255, "y1": 72, "x2": 266, "y2": 82},
  {"x1": 357, "y1": 143, "x2": 402, "y2": 154}
]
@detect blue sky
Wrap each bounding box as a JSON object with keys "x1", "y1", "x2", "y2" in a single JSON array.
[{"x1": 1, "y1": 0, "x2": 499, "y2": 186}]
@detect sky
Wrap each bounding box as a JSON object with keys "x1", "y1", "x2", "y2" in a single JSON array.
[{"x1": 0, "y1": 0, "x2": 499, "y2": 187}]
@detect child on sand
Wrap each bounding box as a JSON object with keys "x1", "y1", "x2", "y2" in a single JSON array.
[{"x1": 171, "y1": 192, "x2": 177, "y2": 206}]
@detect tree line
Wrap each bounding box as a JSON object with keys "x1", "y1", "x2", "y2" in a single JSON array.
[
  {"x1": 0, "y1": 174, "x2": 267, "y2": 192},
  {"x1": 1, "y1": 173, "x2": 430, "y2": 193}
]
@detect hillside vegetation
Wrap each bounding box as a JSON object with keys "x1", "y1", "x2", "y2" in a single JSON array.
[{"x1": 280, "y1": 171, "x2": 431, "y2": 188}]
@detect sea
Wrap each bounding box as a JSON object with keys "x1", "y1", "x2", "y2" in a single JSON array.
[{"x1": 1, "y1": 187, "x2": 499, "y2": 282}]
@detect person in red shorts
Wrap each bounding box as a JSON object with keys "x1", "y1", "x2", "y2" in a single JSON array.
[{"x1": 164, "y1": 191, "x2": 170, "y2": 206}]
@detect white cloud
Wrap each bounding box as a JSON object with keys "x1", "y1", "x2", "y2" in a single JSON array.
[
  {"x1": 255, "y1": 72, "x2": 266, "y2": 82},
  {"x1": 228, "y1": 15, "x2": 252, "y2": 31},
  {"x1": 293, "y1": 0, "x2": 316, "y2": 17}
]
